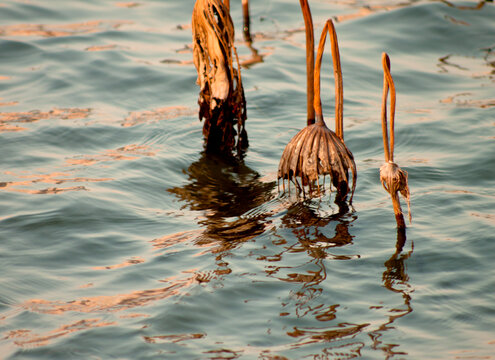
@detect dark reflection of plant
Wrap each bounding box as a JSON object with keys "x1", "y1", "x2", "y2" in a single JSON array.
[
  {"x1": 262, "y1": 201, "x2": 368, "y2": 356},
  {"x1": 370, "y1": 228, "x2": 414, "y2": 359},
  {"x1": 168, "y1": 152, "x2": 275, "y2": 271},
  {"x1": 240, "y1": 0, "x2": 264, "y2": 68},
  {"x1": 440, "y1": 0, "x2": 489, "y2": 10}
]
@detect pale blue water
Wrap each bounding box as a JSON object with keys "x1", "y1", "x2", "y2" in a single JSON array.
[{"x1": 0, "y1": 0, "x2": 494, "y2": 359}]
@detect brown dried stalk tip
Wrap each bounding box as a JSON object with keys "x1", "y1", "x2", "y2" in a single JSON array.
[
  {"x1": 278, "y1": 12, "x2": 356, "y2": 203},
  {"x1": 192, "y1": 0, "x2": 248, "y2": 155},
  {"x1": 380, "y1": 52, "x2": 412, "y2": 228}
]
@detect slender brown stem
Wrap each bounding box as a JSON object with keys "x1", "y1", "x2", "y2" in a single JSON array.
[
  {"x1": 314, "y1": 19, "x2": 343, "y2": 138},
  {"x1": 381, "y1": 53, "x2": 391, "y2": 162},
  {"x1": 387, "y1": 60, "x2": 396, "y2": 162},
  {"x1": 299, "y1": 0, "x2": 315, "y2": 125},
  {"x1": 329, "y1": 21, "x2": 343, "y2": 140},
  {"x1": 223, "y1": 0, "x2": 230, "y2": 11},
  {"x1": 382, "y1": 52, "x2": 396, "y2": 162},
  {"x1": 392, "y1": 193, "x2": 406, "y2": 229},
  {"x1": 242, "y1": 0, "x2": 252, "y2": 43}
]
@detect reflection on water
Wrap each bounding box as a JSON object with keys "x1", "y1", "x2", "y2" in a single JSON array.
[
  {"x1": 4, "y1": 318, "x2": 116, "y2": 348},
  {"x1": 66, "y1": 144, "x2": 156, "y2": 166},
  {"x1": 372, "y1": 229, "x2": 414, "y2": 358},
  {"x1": 270, "y1": 203, "x2": 368, "y2": 356},
  {"x1": 0, "y1": 108, "x2": 91, "y2": 133},
  {"x1": 1, "y1": 0, "x2": 494, "y2": 358},
  {"x1": 441, "y1": 0, "x2": 489, "y2": 10},
  {"x1": 0, "y1": 20, "x2": 132, "y2": 38},
  {"x1": 0, "y1": 171, "x2": 112, "y2": 194},
  {"x1": 168, "y1": 152, "x2": 276, "y2": 279},
  {"x1": 169, "y1": 152, "x2": 276, "y2": 242},
  {"x1": 122, "y1": 106, "x2": 196, "y2": 127}
]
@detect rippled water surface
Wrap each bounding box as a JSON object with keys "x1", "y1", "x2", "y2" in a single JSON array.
[{"x1": 1, "y1": 0, "x2": 494, "y2": 359}]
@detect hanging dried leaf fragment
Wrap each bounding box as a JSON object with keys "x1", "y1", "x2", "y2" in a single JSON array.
[
  {"x1": 379, "y1": 53, "x2": 412, "y2": 228},
  {"x1": 192, "y1": 0, "x2": 247, "y2": 154}
]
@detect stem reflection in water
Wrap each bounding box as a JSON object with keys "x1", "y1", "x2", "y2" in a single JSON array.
[
  {"x1": 371, "y1": 228, "x2": 414, "y2": 358},
  {"x1": 266, "y1": 202, "x2": 368, "y2": 356},
  {"x1": 240, "y1": 0, "x2": 264, "y2": 68},
  {"x1": 168, "y1": 155, "x2": 415, "y2": 358}
]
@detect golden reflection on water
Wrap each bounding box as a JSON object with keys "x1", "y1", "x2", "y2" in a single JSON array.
[
  {"x1": 144, "y1": 333, "x2": 205, "y2": 344},
  {"x1": 66, "y1": 144, "x2": 155, "y2": 166},
  {"x1": 115, "y1": 2, "x2": 142, "y2": 8},
  {"x1": 85, "y1": 44, "x2": 119, "y2": 52},
  {"x1": 92, "y1": 256, "x2": 145, "y2": 270},
  {"x1": 4, "y1": 319, "x2": 116, "y2": 348},
  {"x1": 0, "y1": 171, "x2": 112, "y2": 194},
  {"x1": 0, "y1": 107, "x2": 91, "y2": 133},
  {"x1": 122, "y1": 106, "x2": 196, "y2": 127},
  {"x1": 22, "y1": 272, "x2": 199, "y2": 315},
  {"x1": 0, "y1": 20, "x2": 132, "y2": 38}
]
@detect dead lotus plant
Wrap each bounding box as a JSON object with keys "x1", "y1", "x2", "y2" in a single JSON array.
[
  {"x1": 192, "y1": 0, "x2": 247, "y2": 154},
  {"x1": 278, "y1": 9, "x2": 356, "y2": 203},
  {"x1": 380, "y1": 52, "x2": 411, "y2": 228}
]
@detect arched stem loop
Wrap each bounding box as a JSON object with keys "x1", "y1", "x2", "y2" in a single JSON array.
[{"x1": 314, "y1": 20, "x2": 344, "y2": 141}]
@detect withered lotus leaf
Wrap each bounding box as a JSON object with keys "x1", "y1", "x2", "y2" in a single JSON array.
[{"x1": 192, "y1": 0, "x2": 247, "y2": 154}]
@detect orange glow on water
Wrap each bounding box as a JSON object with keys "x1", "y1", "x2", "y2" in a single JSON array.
[
  {"x1": 0, "y1": 20, "x2": 133, "y2": 38},
  {"x1": 92, "y1": 257, "x2": 145, "y2": 270},
  {"x1": 0, "y1": 108, "x2": 91, "y2": 133},
  {"x1": 0, "y1": 172, "x2": 112, "y2": 194}
]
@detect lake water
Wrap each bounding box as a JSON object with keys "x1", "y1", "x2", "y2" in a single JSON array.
[{"x1": 1, "y1": 0, "x2": 494, "y2": 359}]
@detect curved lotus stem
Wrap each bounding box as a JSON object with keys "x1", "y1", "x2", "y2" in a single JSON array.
[
  {"x1": 381, "y1": 54, "x2": 391, "y2": 162},
  {"x1": 380, "y1": 52, "x2": 411, "y2": 228},
  {"x1": 314, "y1": 19, "x2": 344, "y2": 140},
  {"x1": 381, "y1": 53, "x2": 396, "y2": 162},
  {"x1": 300, "y1": 0, "x2": 315, "y2": 125}
]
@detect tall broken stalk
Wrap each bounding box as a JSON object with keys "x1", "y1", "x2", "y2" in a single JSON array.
[
  {"x1": 380, "y1": 52, "x2": 411, "y2": 228},
  {"x1": 192, "y1": 0, "x2": 248, "y2": 154},
  {"x1": 278, "y1": 8, "x2": 356, "y2": 203}
]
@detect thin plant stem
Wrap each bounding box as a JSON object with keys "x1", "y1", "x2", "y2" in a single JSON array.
[
  {"x1": 300, "y1": 0, "x2": 315, "y2": 125},
  {"x1": 382, "y1": 52, "x2": 396, "y2": 162},
  {"x1": 242, "y1": 0, "x2": 252, "y2": 43},
  {"x1": 314, "y1": 19, "x2": 344, "y2": 141},
  {"x1": 381, "y1": 54, "x2": 391, "y2": 162}
]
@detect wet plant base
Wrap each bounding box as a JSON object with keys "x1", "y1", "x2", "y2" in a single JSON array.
[{"x1": 192, "y1": 0, "x2": 248, "y2": 155}]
